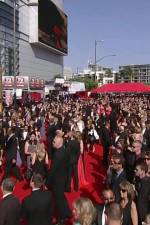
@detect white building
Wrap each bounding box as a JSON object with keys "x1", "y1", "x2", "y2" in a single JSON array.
[
  {"x1": 63, "y1": 66, "x2": 73, "y2": 80},
  {"x1": 0, "y1": 0, "x2": 67, "y2": 81},
  {"x1": 74, "y1": 64, "x2": 115, "y2": 85}
]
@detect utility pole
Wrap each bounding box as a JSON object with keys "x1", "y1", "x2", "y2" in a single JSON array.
[{"x1": 94, "y1": 40, "x2": 97, "y2": 81}]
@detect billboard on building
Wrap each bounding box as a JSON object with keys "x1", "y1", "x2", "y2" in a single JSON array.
[
  {"x1": 16, "y1": 76, "x2": 29, "y2": 89},
  {"x1": 2, "y1": 76, "x2": 14, "y2": 89},
  {"x1": 29, "y1": 78, "x2": 45, "y2": 90},
  {"x1": 38, "y1": 0, "x2": 68, "y2": 54}
]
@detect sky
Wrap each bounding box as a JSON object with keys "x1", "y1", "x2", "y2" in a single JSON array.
[{"x1": 64, "y1": 0, "x2": 150, "y2": 72}]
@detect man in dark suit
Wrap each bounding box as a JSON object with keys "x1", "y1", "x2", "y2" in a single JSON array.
[
  {"x1": 2, "y1": 127, "x2": 22, "y2": 181},
  {"x1": 142, "y1": 120, "x2": 150, "y2": 150},
  {"x1": 135, "y1": 161, "x2": 150, "y2": 223},
  {"x1": 97, "y1": 187, "x2": 115, "y2": 225},
  {"x1": 22, "y1": 173, "x2": 53, "y2": 225},
  {"x1": 110, "y1": 154, "x2": 126, "y2": 202},
  {"x1": 0, "y1": 178, "x2": 21, "y2": 225},
  {"x1": 65, "y1": 131, "x2": 80, "y2": 192},
  {"x1": 101, "y1": 122, "x2": 112, "y2": 166},
  {"x1": 46, "y1": 136, "x2": 72, "y2": 225},
  {"x1": 47, "y1": 117, "x2": 57, "y2": 159}
]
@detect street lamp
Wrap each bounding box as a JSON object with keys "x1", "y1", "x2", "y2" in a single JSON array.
[
  {"x1": 94, "y1": 53, "x2": 116, "y2": 81},
  {"x1": 96, "y1": 54, "x2": 116, "y2": 64},
  {"x1": 94, "y1": 40, "x2": 104, "y2": 80},
  {"x1": 13, "y1": 1, "x2": 38, "y2": 94}
]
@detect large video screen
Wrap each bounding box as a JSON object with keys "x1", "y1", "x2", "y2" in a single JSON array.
[{"x1": 38, "y1": 0, "x2": 68, "y2": 54}]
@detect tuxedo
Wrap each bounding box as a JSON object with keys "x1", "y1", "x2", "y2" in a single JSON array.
[
  {"x1": 46, "y1": 146, "x2": 72, "y2": 221},
  {"x1": 0, "y1": 194, "x2": 21, "y2": 225},
  {"x1": 22, "y1": 189, "x2": 53, "y2": 225},
  {"x1": 3, "y1": 134, "x2": 22, "y2": 181},
  {"x1": 96, "y1": 204, "x2": 105, "y2": 225},
  {"x1": 66, "y1": 139, "x2": 80, "y2": 192}
]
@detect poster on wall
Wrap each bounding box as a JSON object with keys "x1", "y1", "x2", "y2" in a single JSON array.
[
  {"x1": 38, "y1": 0, "x2": 68, "y2": 54},
  {"x1": 16, "y1": 76, "x2": 29, "y2": 89},
  {"x1": 2, "y1": 76, "x2": 14, "y2": 89},
  {"x1": 5, "y1": 90, "x2": 13, "y2": 106},
  {"x1": 29, "y1": 78, "x2": 45, "y2": 90}
]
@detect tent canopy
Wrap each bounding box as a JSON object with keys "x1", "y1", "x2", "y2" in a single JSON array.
[{"x1": 91, "y1": 83, "x2": 150, "y2": 93}]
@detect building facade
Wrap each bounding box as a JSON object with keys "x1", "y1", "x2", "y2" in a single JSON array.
[
  {"x1": 73, "y1": 63, "x2": 115, "y2": 86},
  {"x1": 0, "y1": 0, "x2": 67, "y2": 80},
  {"x1": 119, "y1": 64, "x2": 150, "y2": 84}
]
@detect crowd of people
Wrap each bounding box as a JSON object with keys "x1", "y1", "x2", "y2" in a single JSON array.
[{"x1": 0, "y1": 93, "x2": 149, "y2": 225}]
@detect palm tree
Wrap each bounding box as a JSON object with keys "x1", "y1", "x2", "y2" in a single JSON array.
[
  {"x1": 119, "y1": 66, "x2": 134, "y2": 82},
  {"x1": 105, "y1": 68, "x2": 112, "y2": 78},
  {"x1": 125, "y1": 66, "x2": 134, "y2": 82}
]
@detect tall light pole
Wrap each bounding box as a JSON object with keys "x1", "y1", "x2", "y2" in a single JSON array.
[
  {"x1": 94, "y1": 40, "x2": 104, "y2": 81},
  {"x1": 96, "y1": 54, "x2": 116, "y2": 64},
  {"x1": 13, "y1": 1, "x2": 38, "y2": 94}
]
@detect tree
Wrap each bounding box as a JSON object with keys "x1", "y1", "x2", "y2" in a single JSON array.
[
  {"x1": 125, "y1": 66, "x2": 134, "y2": 82},
  {"x1": 105, "y1": 68, "x2": 112, "y2": 78},
  {"x1": 70, "y1": 77, "x2": 98, "y2": 90},
  {"x1": 120, "y1": 66, "x2": 134, "y2": 82}
]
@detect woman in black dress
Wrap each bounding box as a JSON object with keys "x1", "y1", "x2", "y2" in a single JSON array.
[
  {"x1": 119, "y1": 180, "x2": 138, "y2": 225},
  {"x1": 32, "y1": 142, "x2": 49, "y2": 179}
]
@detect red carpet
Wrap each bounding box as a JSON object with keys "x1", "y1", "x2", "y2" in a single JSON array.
[{"x1": 0, "y1": 143, "x2": 106, "y2": 223}]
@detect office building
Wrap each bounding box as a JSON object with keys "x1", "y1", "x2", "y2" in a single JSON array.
[
  {"x1": 119, "y1": 64, "x2": 150, "y2": 84},
  {"x1": 0, "y1": 0, "x2": 67, "y2": 80}
]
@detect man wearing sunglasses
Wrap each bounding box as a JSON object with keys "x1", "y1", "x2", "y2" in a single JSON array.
[{"x1": 110, "y1": 154, "x2": 126, "y2": 202}]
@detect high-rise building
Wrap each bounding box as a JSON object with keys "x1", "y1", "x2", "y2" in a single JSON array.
[
  {"x1": 0, "y1": 0, "x2": 67, "y2": 80},
  {"x1": 118, "y1": 64, "x2": 150, "y2": 84}
]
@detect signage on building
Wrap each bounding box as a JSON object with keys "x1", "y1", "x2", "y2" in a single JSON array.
[
  {"x1": 29, "y1": 78, "x2": 45, "y2": 90},
  {"x1": 16, "y1": 76, "x2": 29, "y2": 89},
  {"x1": 2, "y1": 76, "x2": 44, "y2": 90},
  {"x1": 2, "y1": 76, "x2": 14, "y2": 89}
]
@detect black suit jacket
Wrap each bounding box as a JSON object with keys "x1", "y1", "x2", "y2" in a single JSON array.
[
  {"x1": 101, "y1": 127, "x2": 111, "y2": 148},
  {"x1": 111, "y1": 169, "x2": 126, "y2": 202},
  {"x1": 47, "y1": 123, "x2": 56, "y2": 141},
  {"x1": 22, "y1": 189, "x2": 53, "y2": 225},
  {"x1": 67, "y1": 139, "x2": 80, "y2": 164},
  {"x1": 143, "y1": 128, "x2": 150, "y2": 149},
  {"x1": 46, "y1": 146, "x2": 69, "y2": 191},
  {"x1": 96, "y1": 204, "x2": 105, "y2": 225},
  {"x1": 137, "y1": 177, "x2": 150, "y2": 222},
  {"x1": 0, "y1": 194, "x2": 21, "y2": 225},
  {"x1": 5, "y1": 134, "x2": 18, "y2": 160}
]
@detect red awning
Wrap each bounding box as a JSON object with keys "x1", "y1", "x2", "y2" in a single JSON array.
[{"x1": 91, "y1": 83, "x2": 150, "y2": 93}]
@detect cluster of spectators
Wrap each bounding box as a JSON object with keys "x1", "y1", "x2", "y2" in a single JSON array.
[{"x1": 0, "y1": 94, "x2": 149, "y2": 225}]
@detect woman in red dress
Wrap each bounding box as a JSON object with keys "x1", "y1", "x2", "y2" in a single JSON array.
[{"x1": 76, "y1": 131, "x2": 89, "y2": 188}]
